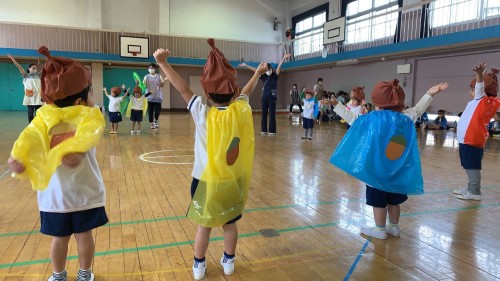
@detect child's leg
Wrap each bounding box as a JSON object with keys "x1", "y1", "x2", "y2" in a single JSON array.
[
  {"x1": 50, "y1": 236, "x2": 72, "y2": 272},
  {"x1": 372, "y1": 207, "x2": 387, "y2": 227},
  {"x1": 194, "y1": 225, "x2": 212, "y2": 259},
  {"x1": 137, "y1": 121, "x2": 141, "y2": 131},
  {"x1": 74, "y1": 230, "x2": 94, "y2": 270},
  {"x1": 131, "y1": 121, "x2": 136, "y2": 130},
  {"x1": 387, "y1": 204, "x2": 400, "y2": 224},
  {"x1": 466, "y1": 169, "x2": 481, "y2": 195},
  {"x1": 222, "y1": 223, "x2": 238, "y2": 255},
  {"x1": 309, "y1": 128, "x2": 313, "y2": 137}
]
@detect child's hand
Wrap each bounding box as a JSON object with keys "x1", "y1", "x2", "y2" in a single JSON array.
[
  {"x1": 473, "y1": 62, "x2": 486, "y2": 75},
  {"x1": 256, "y1": 62, "x2": 268, "y2": 75},
  {"x1": 427, "y1": 82, "x2": 449, "y2": 97},
  {"x1": 61, "y1": 153, "x2": 85, "y2": 168},
  {"x1": 153, "y1": 48, "x2": 171, "y2": 63},
  {"x1": 8, "y1": 156, "x2": 25, "y2": 174},
  {"x1": 238, "y1": 62, "x2": 247, "y2": 67},
  {"x1": 283, "y1": 53, "x2": 292, "y2": 60},
  {"x1": 121, "y1": 84, "x2": 126, "y2": 89},
  {"x1": 103, "y1": 87, "x2": 107, "y2": 92}
]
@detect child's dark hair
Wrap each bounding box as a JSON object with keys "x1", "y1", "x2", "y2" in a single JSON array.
[
  {"x1": 53, "y1": 84, "x2": 91, "y2": 108},
  {"x1": 438, "y1": 109, "x2": 445, "y2": 114},
  {"x1": 318, "y1": 78, "x2": 323, "y2": 82},
  {"x1": 495, "y1": 112, "x2": 500, "y2": 117},
  {"x1": 26, "y1": 63, "x2": 36, "y2": 73},
  {"x1": 148, "y1": 63, "x2": 158, "y2": 69},
  {"x1": 293, "y1": 83, "x2": 297, "y2": 87},
  {"x1": 208, "y1": 93, "x2": 235, "y2": 104},
  {"x1": 458, "y1": 111, "x2": 463, "y2": 117},
  {"x1": 266, "y1": 63, "x2": 273, "y2": 71}
]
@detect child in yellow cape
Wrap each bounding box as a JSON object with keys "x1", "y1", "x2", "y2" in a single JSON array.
[
  {"x1": 153, "y1": 39, "x2": 267, "y2": 280},
  {"x1": 7, "y1": 46, "x2": 107, "y2": 281}
]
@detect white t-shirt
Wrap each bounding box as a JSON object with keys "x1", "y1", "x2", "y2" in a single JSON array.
[
  {"x1": 130, "y1": 96, "x2": 146, "y2": 110},
  {"x1": 302, "y1": 98, "x2": 316, "y2": 119},
  {"x1": 188, "y1": 94, "x2": 249, "y2": 179},
  {"x1": 37, "y1": 148, "x2": 106, "y2": 213},
  {"x1": 108, "y1": 96, "x2": 125, "y2": 112}
]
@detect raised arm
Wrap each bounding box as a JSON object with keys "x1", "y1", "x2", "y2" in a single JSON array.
[
  {"x1": 102, "y1": 88, "x2": 111, "y2": 98},
  {"x1": 240, "y1": 62, "x2": 268, "y2": 97},
  {"x1": 239, "y1": 62, "x2": 257, "y2": 72},
  {"x1": 472, "y1": 62, "x2": 486, "y2": 99},
  {"x1": 276, "y1": 53, "x2": 291, "y2": 76},
  {"x1": 404, "y1": 82, "x2": 449, "y2": 122},
  {"x1": 160, "y1": 75, "x2": 168, "y2": 87},
  {"x1": 7, "y1": 54, "x2": 27, "y2": 76},
  {"x1": 153, "y1": 48, "x2": 194, "y2": 104}
]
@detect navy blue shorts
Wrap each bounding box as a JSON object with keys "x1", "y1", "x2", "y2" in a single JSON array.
[
  {"x1": 40, "y1": 207, "x2": 108, "y2": 237},
  {"x1": 365, "y1": 185, "x2": 408, "y2": 208},
  {"x1": 190, "y1": 178, "x2": 241, "y2": 224},
  {"x1": 108, "y1": 111, "x2": 122, "y2": 123},
  {"x1": 130, "y1": 109, "x2": 143, "y2": 122},
  {"x1": 459, "y1": 143, "x2": 483, "y2": 170},
  {"x1": 302, "y1": 117, "x2": 314, "y2": 129}
]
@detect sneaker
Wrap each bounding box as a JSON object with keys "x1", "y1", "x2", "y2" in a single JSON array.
[
  {"x1": 130, "y1": 130, "x2": 135, "y2": 135},
  {"x1": 109, "y1": 131, "x2": 117, "y2": 134},
  {"x1": 48, "y1": 270, "x2": 67, "y2": 281},
  {"x1": 153, "y1": 120, "x2": 159, "y2": 129},
  {"x1": 77, "y1": 269, "x2": 94, "y2": 281},
  {"x1": 308, "y1": 137, "x2": 313, "y2": 140},
  {"x1": 386, "y1": 225, "x2": 400, "y2": 237},
  {"x1": 261, "y1": 132, "x2": 267, "y2": 135},
  {"x1": 150, "y1": 123, "x2": 155, "y2": 129},
  {"x1": 301, "y1": 136, "x2": 307, "y2": 139},
  {"x1": 220, "y1": 255, "x2": 235, "y2": 275},
  {"x1": 136, "y1": 130, "x2": 141, "y2": 135},
  {"x1": 456, "y1": 190, "x2": 481, "y2": 201},
  {"x1": 361, "y1": 227, "x2": 387, "y2": 240},
  {"x1": 268, "y1": 133, "x2": 276, "y2": 136},
  {"x1": 289, "y1": 112, "x2": 293, "y2": 118},
  {"x1": 192, "y1": 261, "x2": 207, "y2": 280},
  {"x1": 453, "y1": 188, "x2": 467, "y2": 195}
]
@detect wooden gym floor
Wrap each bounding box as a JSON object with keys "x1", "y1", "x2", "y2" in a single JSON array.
[{"x1": 0, "y1": 111, "x2": 498, "y2": 281}]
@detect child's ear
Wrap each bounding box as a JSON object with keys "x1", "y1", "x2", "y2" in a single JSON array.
[{"x1": 73, "y1": 98, "x2": 86, "y2": 106}]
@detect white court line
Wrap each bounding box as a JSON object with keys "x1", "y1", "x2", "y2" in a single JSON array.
[
  {"x1": 139, "y1": 150, "x2": 194, "y2": 165},
  {"x1": 0, "y1": 169, "x2": 11, "y2": 179}
]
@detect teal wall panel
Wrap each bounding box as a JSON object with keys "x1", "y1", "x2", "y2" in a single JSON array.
[
  {"x1": 0, "y1": 63, "x2": 29, "y2": 111},
  {"x1": 102, "y1": 67, "x2": 149, "y2": 109}
]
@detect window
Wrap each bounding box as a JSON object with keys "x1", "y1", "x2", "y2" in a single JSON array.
[
  {"x1": 430, "y1": 0, "x2": 500, "y2": 28},
  {"x1": 345, "y1": 0, "x2": 399, "y2": 44},
  {"x1": 293, "y1": 5, "x2": 328, "y2": 56}
]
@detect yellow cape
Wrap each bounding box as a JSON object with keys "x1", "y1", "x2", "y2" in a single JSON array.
[
  {"x1": 10, "y1": 105, "x2": 105, "y2": 190},
  {"x1": 125, "y1": 96, "x2": 148, "y2": 117},
  {"x1": 187, "y1": 99, "x2": 255, "y2": 227}
]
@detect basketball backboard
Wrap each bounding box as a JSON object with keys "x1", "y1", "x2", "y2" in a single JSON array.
[
  {"x1": 120, "y1": 36, "x2": 149, "y2": 59},
  {"x1": 323, "y1": 17, "x2": 345, "y2": 45}
]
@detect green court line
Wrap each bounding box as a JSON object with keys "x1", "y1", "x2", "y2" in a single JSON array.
[
  {"x1": 0, "y1": 203, "x2": 497, "y2": 269},
  {"x1": 0, "y1": 186, "x2": 498, "y2": 238}
]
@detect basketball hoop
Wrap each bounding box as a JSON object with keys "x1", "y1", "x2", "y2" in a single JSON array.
[{"x1": 131, "y1": 51, "x2": 139, "y2": 57}]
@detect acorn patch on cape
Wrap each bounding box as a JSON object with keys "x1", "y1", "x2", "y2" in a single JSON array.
[
  {"x1": 385, "y1": 134, "x2": 406, "y2": 160},
  {"x1": 48, "y1": 122, "x2": 76, "y2": 149},
  {"x1": 226, "y1": 137, "x2": 240, "y2": 166}
]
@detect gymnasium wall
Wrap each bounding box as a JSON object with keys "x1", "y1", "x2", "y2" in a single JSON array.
[
  {"x1": 0, "y1": 0, "x2": 287, "y2": 43},
  {"x1": 282, "y1": 48, "x2": 500, "y2": 114}
]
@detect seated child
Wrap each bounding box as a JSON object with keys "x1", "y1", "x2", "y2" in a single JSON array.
[
  {"x1": 488, "y1": 112, "x2": 500, "y2": 137},
  {"x1": 427, "y1": 109, "x2": 448, "y2": 130},
  {"x1": 415, "y1": 112, "x2": 429, "y2": 128}
]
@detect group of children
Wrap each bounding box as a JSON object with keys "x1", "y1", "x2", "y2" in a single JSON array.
[{"x1": 5, "y1": 42, "x2": 500, "y2": 281}]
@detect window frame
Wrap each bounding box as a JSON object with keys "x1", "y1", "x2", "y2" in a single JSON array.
[
  {"x1": 345, "y1": 0, "x2": 399, "y2": 44},
  {"x1": 292, "y1": 3, "x2": 329, "y2": 56}
]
